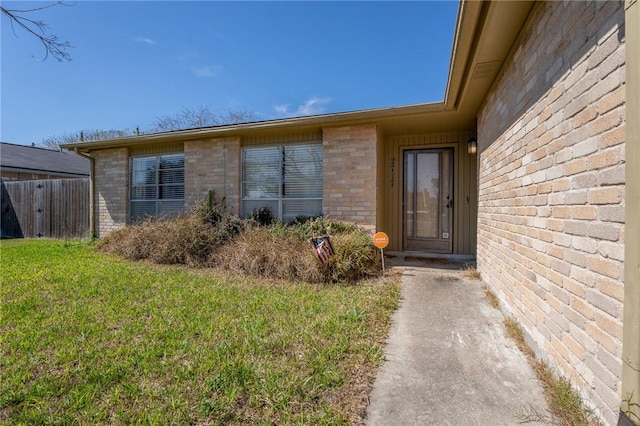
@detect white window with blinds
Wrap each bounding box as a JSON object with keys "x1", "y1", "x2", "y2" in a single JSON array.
[
  {"x1": 242, "y1": 143, "x2": 323, "y2": 221},
  {"x1": 130, "y1": 153, "x2": 185, "y2": 221}
]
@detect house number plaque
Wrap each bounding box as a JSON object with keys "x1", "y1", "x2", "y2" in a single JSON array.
[{"x1": 390, "y1": 157, "x2": 396, "y2": 187}]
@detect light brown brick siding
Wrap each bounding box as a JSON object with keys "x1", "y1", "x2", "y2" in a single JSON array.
[
  {"x1": 184, "y1": 137, "x2": 240, "y2": 215},
  {"x1": 93, "y1": 148, "x2": 128, "y2": 237},
  {"x1": 322, "y1": 124, "x2": 377, "y2": 228},
  {"x1": 94, "y1": 128, "x2": 378, "y2": 235},
  {"x1": 477, "y1": 2, "x2": 625, "y2": 424}
]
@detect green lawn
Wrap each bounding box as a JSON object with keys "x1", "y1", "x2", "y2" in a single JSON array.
[{"x1": 0, "y1": 240, "x2": 399, "y2": 425}]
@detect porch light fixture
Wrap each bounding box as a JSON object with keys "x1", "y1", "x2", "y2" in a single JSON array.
[{"x1": 467, "y1": 137, "x2": 477, "y2": 155}]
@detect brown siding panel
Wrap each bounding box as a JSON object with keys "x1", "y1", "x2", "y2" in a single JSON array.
[{"x1": 382, "y1": 133, "x2": 477, "y2": 254}]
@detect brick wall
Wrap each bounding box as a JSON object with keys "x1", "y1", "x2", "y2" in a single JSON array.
[
  {"x1": 322, "y1": 124, "x2": 378, "y2": 228},
  {"x1": 184, "y1": 137, "x2": 240, "y2": 215},
  {"x1": 477, "y1": 2, "x2": 625, "y2": 424},
  {"x1": 93, "y1": 148, "x2": 128, "y2": 237}
]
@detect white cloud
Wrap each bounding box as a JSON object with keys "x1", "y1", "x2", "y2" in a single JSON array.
[
  {"x1": 275, "y1": 97, "x2": 331, "y2": 117},
  {"x1": 134, "y1": 36, "x2": 156, "y2": 45},
  {"x1": 298, "y1": 97, "x2": 331, "y2": 115},
  {"x1": 191, "y1": 65, "x2": 222, "y2": 78},
  {"x1": 274, "y1": 104, "x2": 290, "y2": 115}
]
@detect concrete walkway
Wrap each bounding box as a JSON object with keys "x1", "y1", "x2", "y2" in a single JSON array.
[{"x1": 365, "y1": 264, "x2": 551, "y2": 425}]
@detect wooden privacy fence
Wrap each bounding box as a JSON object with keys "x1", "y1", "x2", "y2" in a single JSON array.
[{"x1": 1, "y1": 178, "x2": 90, "y2": 239}]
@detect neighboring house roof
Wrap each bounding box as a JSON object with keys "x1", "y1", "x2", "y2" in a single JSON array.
[
  {"x1": 0, "y1": 142, "x2": 90, "y2": 177},
  {"x1": 63, "y1": 1, "x2": 535, "y2": 151}
]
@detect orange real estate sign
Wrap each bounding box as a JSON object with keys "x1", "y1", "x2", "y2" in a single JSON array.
[{"x1": 373, "y1": 232, "x2": 389, "y2": 249}]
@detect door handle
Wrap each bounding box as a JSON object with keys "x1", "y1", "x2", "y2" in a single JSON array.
[{"x1": 446, "y1": 196, "x2": 453, "y2": 209}]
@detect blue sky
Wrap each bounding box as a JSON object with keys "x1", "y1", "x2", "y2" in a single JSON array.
[{"x1": 1, "y1": 1, "x2": 458, "y2": 146}]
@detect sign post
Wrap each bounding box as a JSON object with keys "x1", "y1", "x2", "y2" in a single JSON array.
[{"x1": 373, "y1": 232, "x2": 390, "y2": 272}]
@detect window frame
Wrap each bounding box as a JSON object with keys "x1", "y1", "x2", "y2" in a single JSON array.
[
  {"x1": 241, "y1": 142, "x2": 323, "y2": 221},
  {"x1": 129, "y1": 153, "x2": 185, "y2": 221}
]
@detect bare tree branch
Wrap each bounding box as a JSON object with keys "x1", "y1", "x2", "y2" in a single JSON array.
[
  {"x1": 1, "y1": 1, "x2": 74, "y2": 62},
  {"x1": 40, "y1": 105, "x2": 259, "y2": 149},
  {"x1": 153, "y1": 105, "x2": 258, "y2": 132},
  {"x1": 41, "y1": 128, "x2": 134, "y2": 149}
]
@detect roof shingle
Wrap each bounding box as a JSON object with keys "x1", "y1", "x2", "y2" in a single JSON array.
[{"x1": 0, "y1": 142, "x2": 90, "y2": 176}]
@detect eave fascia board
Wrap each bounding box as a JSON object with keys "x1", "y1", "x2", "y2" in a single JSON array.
[
  {"x1": 444, "y1": 0, "x2": 535, "y2": 115},
  {"x1": 443, "y1": 0, "x2": 485, "y2": 111},
  {"x1": 62, "y1": 102, "x2": 447, "y2": 152}
]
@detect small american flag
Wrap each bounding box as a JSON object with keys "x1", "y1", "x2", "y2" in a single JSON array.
[{"x1": 311, "y1": 236, "x2": 335, "y2": 264}]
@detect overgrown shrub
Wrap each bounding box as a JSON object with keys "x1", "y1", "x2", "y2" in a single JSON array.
[
  {"x1": 259, "y1": 216, "x2": 360, "y2": 242},
  {"x1": 193, "y1": 190, "x2": 245, "y2": 235},
  {"x1": 99, "y1": 193, "x2": 242, "y2": 266},
  {"x1": 100, "y1": 215, "x2": 217, "y2": 266},
  {"x1": 250, "y1": 207, "x2": 275, "y2": 227},
  {"x1": 215, "y1": 219, "x2": 381, "y2": 283},
  {"x1": 324, "y1": 229, "x2": 382, "y2": 283},
  {"x1": 99, "y1": 198, "x2": 381, "y2": 283},
  {"x1": 289, "y1": 216, "x2": 360, "y2": 239},
  {"x1": 213, "y1": 228, "x2": 323, "y2": 282}
]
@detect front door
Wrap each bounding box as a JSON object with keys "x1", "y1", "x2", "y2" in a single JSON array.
[{"x1": 403, "y1": 149, "x2": 453, "y2": 253}]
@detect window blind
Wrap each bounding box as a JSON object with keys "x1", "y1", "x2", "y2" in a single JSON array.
[
  {"x1": 130, "y1": 153, "x2": 185, "y2": 221},
  {"x1": 242, "y1": 143, "x2": 322, "y2": 221}
]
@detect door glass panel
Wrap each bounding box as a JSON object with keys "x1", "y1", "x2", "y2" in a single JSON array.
[
  {"x1": 441, "y1": 150, "x2": 451, "y2": 237},
  {"x1": 415, "y1": 153, "x2": 439, "y2": 238},
  {"x1": 404, "y1": 148, "x2": 454, "y2": 253},
  {"x1": 405, "y1": 153, "x2": 414, "y2": 238}
]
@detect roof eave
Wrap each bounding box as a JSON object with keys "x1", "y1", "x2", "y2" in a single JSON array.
[
  {"x1": 443, "y1": 0, "x2": 484, "y2": 111},
  {"x1": 62, "y1": 102, "x2": 447, "y2": 151},
  {"x1": 445, "y1": 1, "x2": 536, "y2": 119}
]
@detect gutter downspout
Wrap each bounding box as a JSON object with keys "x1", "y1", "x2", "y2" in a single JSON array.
[{"x1": 74, "y1": 148, "x2": 95, "y2": 239}]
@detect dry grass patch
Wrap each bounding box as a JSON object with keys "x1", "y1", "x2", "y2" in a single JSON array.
[
  {"x1": 463, "y1": 265, "x2": 481, "y2": 280},
  {"x1": 481, "y1": 285, "x2": 500, "y2": 310},
  {"x1": 478, "y1": 286, "x2": 601, "y2": 425},
  {"x1": 503, "y1": 317, "x2": 602, "y2": 426}
]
